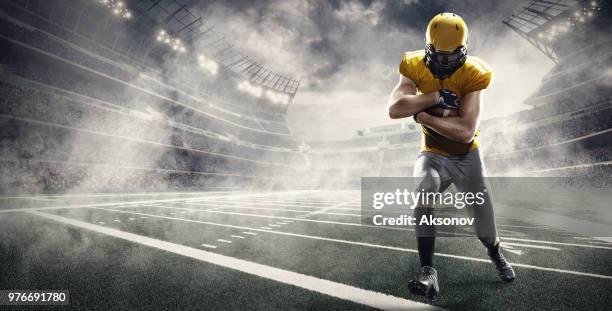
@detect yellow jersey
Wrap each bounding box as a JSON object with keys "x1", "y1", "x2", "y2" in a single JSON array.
[{"x1": 398, "y1": 50, "x2": 492, "y2": 156}]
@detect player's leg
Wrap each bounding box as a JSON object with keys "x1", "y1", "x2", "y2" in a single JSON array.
[
  {"x1": 451, "y1": 149, "x2": 515, "y2": 282},
  {"x1": 412, "y1": 152, "x2": 451, "y2": 267},
  {"x1": 408, "y1": 152, "x2": 451, "y2": 301}
]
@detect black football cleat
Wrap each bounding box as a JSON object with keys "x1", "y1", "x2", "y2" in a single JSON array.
[
  {"x1": 487, "y1": 244, "x2": 515, "y2": 282},
  {"x1": 408, "y1": 266, "x2": 439, "y2": 303}
]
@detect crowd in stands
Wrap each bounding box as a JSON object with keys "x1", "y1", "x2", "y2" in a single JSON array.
[
  {"x1": 484, "y1": 104, "x2": 612, "y2": 154},
  {"x1": 0, "y1": 10, "x2": 289, "y2": 126},
  {"x1": 0, "y1": 77, "x2": 303, "y2": 164},
  {"x1": 1, "y1": 0, "x2": 611, "y2": 193},
  {"x1": 1, "y1": 37, "x2": 297, "y2": 147},
  {"x1": 0, "y1": 25, "x2": 306, "y2": 192},
  {"x1": 530, "y1": 56, "x2": 610, "y2": 98},
  {"x1": 486, "y1": 145, "x2": 612, "y2": 174}
]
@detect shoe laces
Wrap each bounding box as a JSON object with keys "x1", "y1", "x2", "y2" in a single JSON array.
[{"x1": 490, "y1": 250, "x2": 510, "y2": 270}]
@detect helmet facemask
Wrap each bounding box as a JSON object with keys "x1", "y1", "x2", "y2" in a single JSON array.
[{"x1": 425, "y1": 43, "x2": 467, "y2": 79}]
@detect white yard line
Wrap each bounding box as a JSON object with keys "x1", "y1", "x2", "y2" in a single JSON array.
[
  {"x1": 183, "y1": 202, "x2": 360, "y2": 217},
  {"x1": 89, "y1": 208, "x2": 612, "y2": 280},
  {"x1": 147, "y1": 204, "x2": 419, "y2": 233},
  {"x1": 146, "y1": 204, "x2": 508, "y2": 238},
  {"x1": 587, "y1": 241, "x2": 612, "y2": 245},
  {"x1": 501, "y1": 242, "x2": 560, "y2": 251},
  {"x1": 592, "y1": 237, "x2": 612, "y2": 243},
  {"x1": 200, "y1": 244, "x2": 217, "y2": 249},
  {"x1": 187, "y1": 199, "x2": 362, "y2": 211},
  {"x1": 27, "y1": 211, "x2": 440, "y2": 311},
  {"x1": 0, "y1": 190, "x2": 318, "y2": 214},
  {"x1": 502, "y1": 237, "x2": 612, "y2": 250},
  {"x1": 497, "y1": 224, "x2": 548, "y2": 229},
  {"x1": 300, "y1": 199, "x2": 361, "y2": 218},
  {"x1": 0, "y1": 191, "x2": 237, "y2": 200}
]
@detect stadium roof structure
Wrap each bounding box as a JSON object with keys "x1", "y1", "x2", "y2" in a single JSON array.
[
  {"x1": 129, "y1": 0, "x2": 300, "y2": 97},
  {"x1": 194, "y1": 28, "x2": 301, "y2": 96},
  {"x1": 12, "y1": 0, "x2": 299, "y2": 98},
  {"x1": 502, "y1": 0, "x2": 579, "y2": 63}
]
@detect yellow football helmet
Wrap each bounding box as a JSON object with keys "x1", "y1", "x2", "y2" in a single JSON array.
[{"x1": 425, "y1": 13, "x2": 469, "y2": 79}]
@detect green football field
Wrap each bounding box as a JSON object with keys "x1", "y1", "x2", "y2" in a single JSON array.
[{"x1": 1, "y1": 191, "x2": 611, "y2": 310}]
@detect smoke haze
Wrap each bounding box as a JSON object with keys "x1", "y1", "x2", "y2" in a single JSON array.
[{"x1": 192, "y1": 0, "x2": 554, "y2": 140}]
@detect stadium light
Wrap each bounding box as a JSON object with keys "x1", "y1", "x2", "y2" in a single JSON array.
[
  {"x1": 97, "y1": 0, "x2": 132, "y2": 20},
  {"x1": 265, "y1": 90, "x2": 290, "y2": 105},
  {"x1": 236, "y1": 80, "x2": 291, "y2": 105},
  {"x1": 539, "y1": 3, "x2": 602, "y2": 43},
  {"x1": 197, "y1": 54, "x2": 219, "y2": 76},
  {"x1": 237, "y1": 81, "x2": 263, "y2": 98},
  {"x1": 156, "y1": 30, "x2": 187, "y2": 54}
]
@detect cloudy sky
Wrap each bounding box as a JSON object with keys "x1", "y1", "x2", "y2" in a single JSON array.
[{"x1": 194, "y1": 0, "x2": 555, "y2": 141}]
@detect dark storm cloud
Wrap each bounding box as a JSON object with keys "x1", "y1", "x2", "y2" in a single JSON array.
[
  {"x1": 304, "y1": 0, "x2": 358, "y2": 86},
  {"x1": 190, "y1": 0, "x2": 555, "y2": 140},
  {"x1": 378, "y1": 0, "x2": 450, "y2": 32},
  {"x1": 195, "y1": 0, "x2": 518, "y2": 84}
]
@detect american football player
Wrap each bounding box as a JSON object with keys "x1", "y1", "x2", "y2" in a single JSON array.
[{"x1": 387, "y1": 13, "x2": 515, "y2": 302}]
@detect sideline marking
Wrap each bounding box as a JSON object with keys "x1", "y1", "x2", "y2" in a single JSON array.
[
  {"x1": 92, "y1": 208, "x2": 612, "y2": 280},
  {"x1": 28, "y1": 211, "x2": 439, "y2": 311}
]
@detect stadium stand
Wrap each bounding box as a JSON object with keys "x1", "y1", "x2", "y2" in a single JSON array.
[
  {"x1": 1, "y1": 0, "x2": 610, "y2": 193},
  {"x1": 0, "y1": 0, "x2": 305, "y2": 192},
  {"x1": 297, "y1": 0, "x2": 612, "y2": 179}
]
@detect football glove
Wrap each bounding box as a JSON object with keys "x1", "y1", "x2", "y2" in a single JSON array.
[{"x1": 437, "y1": 89, "x2": 460, "y2": 110}]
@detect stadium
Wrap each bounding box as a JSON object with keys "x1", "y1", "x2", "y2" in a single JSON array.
[{"x1": 0, "y1": 0, "x2": 610, "y2": 310}]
